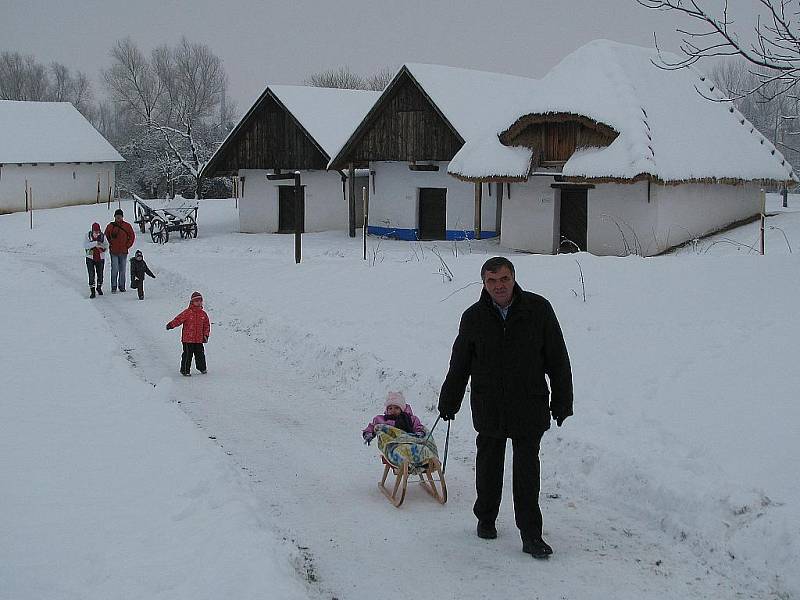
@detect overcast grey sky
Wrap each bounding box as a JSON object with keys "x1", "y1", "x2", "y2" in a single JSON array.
[{"x1": 0, "y1": 0, "x2": 757, "y2": 111}]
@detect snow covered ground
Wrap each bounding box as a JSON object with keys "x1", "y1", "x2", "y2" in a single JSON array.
[{"x1": 1, "y1": 194, "x2": 798, "y2": 599}]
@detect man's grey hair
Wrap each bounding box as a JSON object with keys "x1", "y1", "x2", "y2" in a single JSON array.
[{"x1": 480, "y1": 256, "x2": 515, "y2": 281}]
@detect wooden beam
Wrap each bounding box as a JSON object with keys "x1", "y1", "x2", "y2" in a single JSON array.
[
  {"x1": 495, "y1": 182, "x2": 503, "y2": 237},
  {"x1": 348, "y1": 163, "x2": 356, "y2": 237},
  {"x1": 474, "y1": 182, "x2": 482, "y2": 240}
]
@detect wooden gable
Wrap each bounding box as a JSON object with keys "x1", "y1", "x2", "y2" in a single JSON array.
[
  {"x1": 203, "y1": 90, "x2": 328, "y2": 177},
  {"x1": 500, "y1": 113, "x2": 618, "y2": 166},
  {"x1": 329, "y1": 69, "x2": 464, "y2": 169}
]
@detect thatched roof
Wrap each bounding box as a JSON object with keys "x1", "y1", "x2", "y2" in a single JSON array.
[{"x1": 448, "y1": 40, "x2": 795, "y2": 185}]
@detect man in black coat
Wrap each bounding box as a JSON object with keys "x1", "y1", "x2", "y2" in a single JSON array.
[{"x1": 438, "y1": 256, "x2": 573, "y2": 559}]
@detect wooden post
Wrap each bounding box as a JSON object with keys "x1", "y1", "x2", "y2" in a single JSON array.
[
  {"x1": 362, "y1": 186, "x2": 368, "y2": 260},
  {"x1": 29, "y1": 187, "x2": 33, "y2": 229},
  {"x1": 24, "y1": 179, "x2": 29, "y2": 212},
  {"x1": 759, "y1": 188, "x2": 766, "y2": 255},
  {"x1": 348, "y1": 163, "x2": 356, "y2": 238},
  {"x1": 495, "y1": 182, "x2": 504, "y2": 237},
  {"x1": 782, "y1": 184, "x2": 788, "y2": 208},
  {"x1": 294, "y1": 171, "x2": 302, "y2": 264},
  {"x1": 106, "y1": 171, "x2": 111, "y2": 204},
  {"x1": 474, "y1": 182, "x2": 482, "y2": 240}
]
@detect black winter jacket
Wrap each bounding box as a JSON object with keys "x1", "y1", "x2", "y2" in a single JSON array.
[
  {"x1": 438, "y1": 283, "x2": 573, "y2": 438},
  {"x1": 129, "y1": 257, "x2": 155, "y2": 281}
]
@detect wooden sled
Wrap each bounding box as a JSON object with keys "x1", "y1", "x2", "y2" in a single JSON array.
[{"x1": 378, "y1": 455, "x2": 448, "y2": 507}]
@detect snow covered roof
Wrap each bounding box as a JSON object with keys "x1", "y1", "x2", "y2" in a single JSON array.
[
  {"x1": 448, "y1": 40, "x2": 795, "y2": 184},
  {"x1": 269, "y1": 85, "x2": 380, "y2": 158},
  {"x1": 328, "y1": 63, "x2": 537, "y2": 170},
  {"x1": 201, "y1": 85, "x2": 380, "y2": 177},
  {"x1": 0, "y1": 101, "x2": 124, "y2": 164}
]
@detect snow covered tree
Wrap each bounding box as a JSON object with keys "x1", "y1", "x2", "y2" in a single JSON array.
[{"x1": 103, "y1": 37, "x2": 233, "y2": 198}]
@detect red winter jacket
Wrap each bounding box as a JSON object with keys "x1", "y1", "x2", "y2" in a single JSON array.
[
  {"x1": 105, "y1": 220, "x2": 136, "y2": 255},
  {"x1": 168, "y1": 302, "x2": 211, "y2": 343}
]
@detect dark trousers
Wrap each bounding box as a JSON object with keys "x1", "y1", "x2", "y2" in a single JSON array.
[
  {"x1": 86, "y1": 258, "x2": 104, "y2": 288},
  {"x1": 180, "y1": 343, "x2": 206, "y2": 373},
  {"x1": 473, "y1": 432, "x2": 544, "y2": 539},
  {"x1": 131, "y1": 277, "x2": 145, "y2": 299}
]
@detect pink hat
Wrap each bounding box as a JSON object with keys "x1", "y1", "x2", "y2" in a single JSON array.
[
  {"x1": 91, "y1": 222, "x2": 101, "y2": 232},
  {"x1": 385, "y1": 391, "x2": 406, "y2": 411}
]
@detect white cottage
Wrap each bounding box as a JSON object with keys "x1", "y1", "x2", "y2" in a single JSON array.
[
  {"x1": 448, "y1": 40, "x2": 796, "y2": 256},
  {"x1": 328, "y1": 64, "x2": 538, "y2": 240},
  {"x1": 0, "y1": 101, "x2": 124, "y2": 214},
  {"x1": 201, "y1": 86, "x2": 379, "y2": 234}
]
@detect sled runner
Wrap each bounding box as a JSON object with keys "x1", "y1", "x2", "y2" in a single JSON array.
[{"x1": 374, "y1": 424, "x2": 447, "y2": 507}]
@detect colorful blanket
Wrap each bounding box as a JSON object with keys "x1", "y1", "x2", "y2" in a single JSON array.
[{"x1": 375, "y1": 424, "x2": 439, "y2": 472}]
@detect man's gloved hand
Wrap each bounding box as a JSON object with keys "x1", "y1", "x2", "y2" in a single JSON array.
[
  {"x1": 363, "y1": 433, "x2": 374, "y2": 445},
  {"x1": 166, "y1": 324, "x2": 172, "y2": 330},
  {"x1": 552, "y1": 413, "x2": 569, "y2": 427},
  {"x1": 439, "y1": 410, "x2": 455, "y2": 421}
]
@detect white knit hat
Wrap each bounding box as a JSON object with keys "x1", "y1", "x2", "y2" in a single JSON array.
[{"x1": 384, "y1": 391, "x2": 406, "y2": 411}]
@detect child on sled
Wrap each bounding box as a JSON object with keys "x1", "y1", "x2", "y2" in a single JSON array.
[
  {"x1": 362, "y1": 391, "x2": 426, "y2": 443},
  {"x1": 362, "y1": 392, "x2": 446, "y2": 506}
]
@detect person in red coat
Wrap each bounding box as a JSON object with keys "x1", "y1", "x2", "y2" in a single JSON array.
[
  {"x1": 166, "y1": 291, "x2": 211, "y2": 376},
  {"x1": 104, "y1": 208, "x2": 136, "y2": 293}
]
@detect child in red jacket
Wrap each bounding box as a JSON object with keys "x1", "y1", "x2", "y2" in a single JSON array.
[{"x1": 166, "y1": 291, "x2": 211, "y2": 376}]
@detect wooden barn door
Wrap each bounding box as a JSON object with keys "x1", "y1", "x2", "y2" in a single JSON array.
[
  {"x1": 278, "y1": 186, "x2": 305, "y2": 233},
  {"x1": 418, "y1": 188, "x2": 447, "y2": 240},
  {"x1": 558, "y1": 188, "x2": 587, "y2": 252}
]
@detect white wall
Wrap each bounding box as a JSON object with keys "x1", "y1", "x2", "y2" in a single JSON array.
[
  {"x1": 238, "y1": 169, "x2": 348, "y2": 233},
  {"x1": 500, "y1": 177, "x2": 557, "y2": 254},
  {"x1": 368, "y1": 161, "x2": 496, "y2": 238},
  {"x1": 587, "y1": 181, "x2": 656, "y2": 256},
  {"x1": 653, "y1": 182, "x2": 760, "y2": 251},
  {"x1": 0, "y1": 163, "x2": 116, "y2": 214}
]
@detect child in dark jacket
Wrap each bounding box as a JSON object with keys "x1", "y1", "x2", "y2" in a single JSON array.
[
  {"x1": 129, "y1": 250, "x2": 156, "y2": 300},
  {"x1": 362, "y1": 391, "x2": 426, "y2": 444},
  {"x1": 166, "y1": 291, "x2": 211, "y2": 376}
]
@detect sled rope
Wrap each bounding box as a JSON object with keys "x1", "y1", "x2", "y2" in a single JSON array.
[{"x1": 423, "y1": 415, "x2": 450, "y2": 474}]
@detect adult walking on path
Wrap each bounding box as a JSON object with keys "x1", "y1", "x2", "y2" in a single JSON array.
[
  {"x1": 104, "y1": 208, "x2": 135, "y2": 293},
  {"x1": 83, "y1": 222, "x2": 108, "y2": 298},
  {"x1": 438, "y1": 256, "x2": 573, "y2": 559}
]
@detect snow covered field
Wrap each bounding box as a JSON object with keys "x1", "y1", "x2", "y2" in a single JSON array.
[{"x1": 1, "y1": 195, "x2": 798, "y2": 599}]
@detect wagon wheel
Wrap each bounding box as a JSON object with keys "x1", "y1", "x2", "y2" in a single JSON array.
[
  {"x1": 185, "y1": 215, "x2": 198, "y2": 239},
  {"x1": 150, "y1": 219, "x2": 169, "y2": 244}
]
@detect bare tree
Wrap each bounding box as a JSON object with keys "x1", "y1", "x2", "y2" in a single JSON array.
[
  {"x1": 103, "y1": 37, "x2": 166, "y2": 124},
  {"x1": 637, "y1": 0, "x2": 800, "y2": 100},
  {"x1": 305, "y1": 65, "x2": 394, "y2": 91},
  {"x1": 638, "y1": 0, "x2": 800, "y2": 163},
  {"x1": 0, "y1": 51, "x2": 48, "y2": 100},
  {"x1": 104, "y1": 37, "x2": 231, "y2": 198}
]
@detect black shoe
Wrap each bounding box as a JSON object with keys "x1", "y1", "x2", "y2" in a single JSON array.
[
  {"x1": 97, "y1": 287, "x2": 103, "y2": 296},
  {"x1": 111, "y1": 288, "x2": 117, "y2": 294},
  {"x1": 522, "y1": 537, "x2": 553, "y2": 559},
  {"x1": 476, "y1": 521, "x2": 497, "y2": 540},
  {"x1": 119, "y1": 287, "x2": 126, "y2": 292},
  {"x1": 181, "y1": 371, "x2": 191, "y2": 377},
  {"x1": 89, "y1": 288, "x2": 96, "y2": 299},
  {"x1": 199, "y1": 370, "x2": 207, "y2": 374}
]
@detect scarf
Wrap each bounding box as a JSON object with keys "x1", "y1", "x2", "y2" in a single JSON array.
[
  {"x1": 390, "y1": 411, "x2": 415, "y2": 434},
  {"x1": 91, "y1": 232, "x2": 104, "y2": 262}
]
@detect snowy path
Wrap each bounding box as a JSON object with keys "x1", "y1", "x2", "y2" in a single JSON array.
[{"x1": 23, "y1": 246, "x2": 774, "y2": 600}]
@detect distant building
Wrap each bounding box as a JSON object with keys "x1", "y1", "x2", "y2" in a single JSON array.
[
  {"x1": 201, "y1": 85, "x2": 379, "y2": 234},
  {"x1": 329, "y1": 63, "x2": 537, "y2": 240},
  {"x1": 0, "y1": 101, "x2": 124, "y2": 214},
  {"x1": 332, "y1": 42, "x2": 795, "y2": 255}
]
